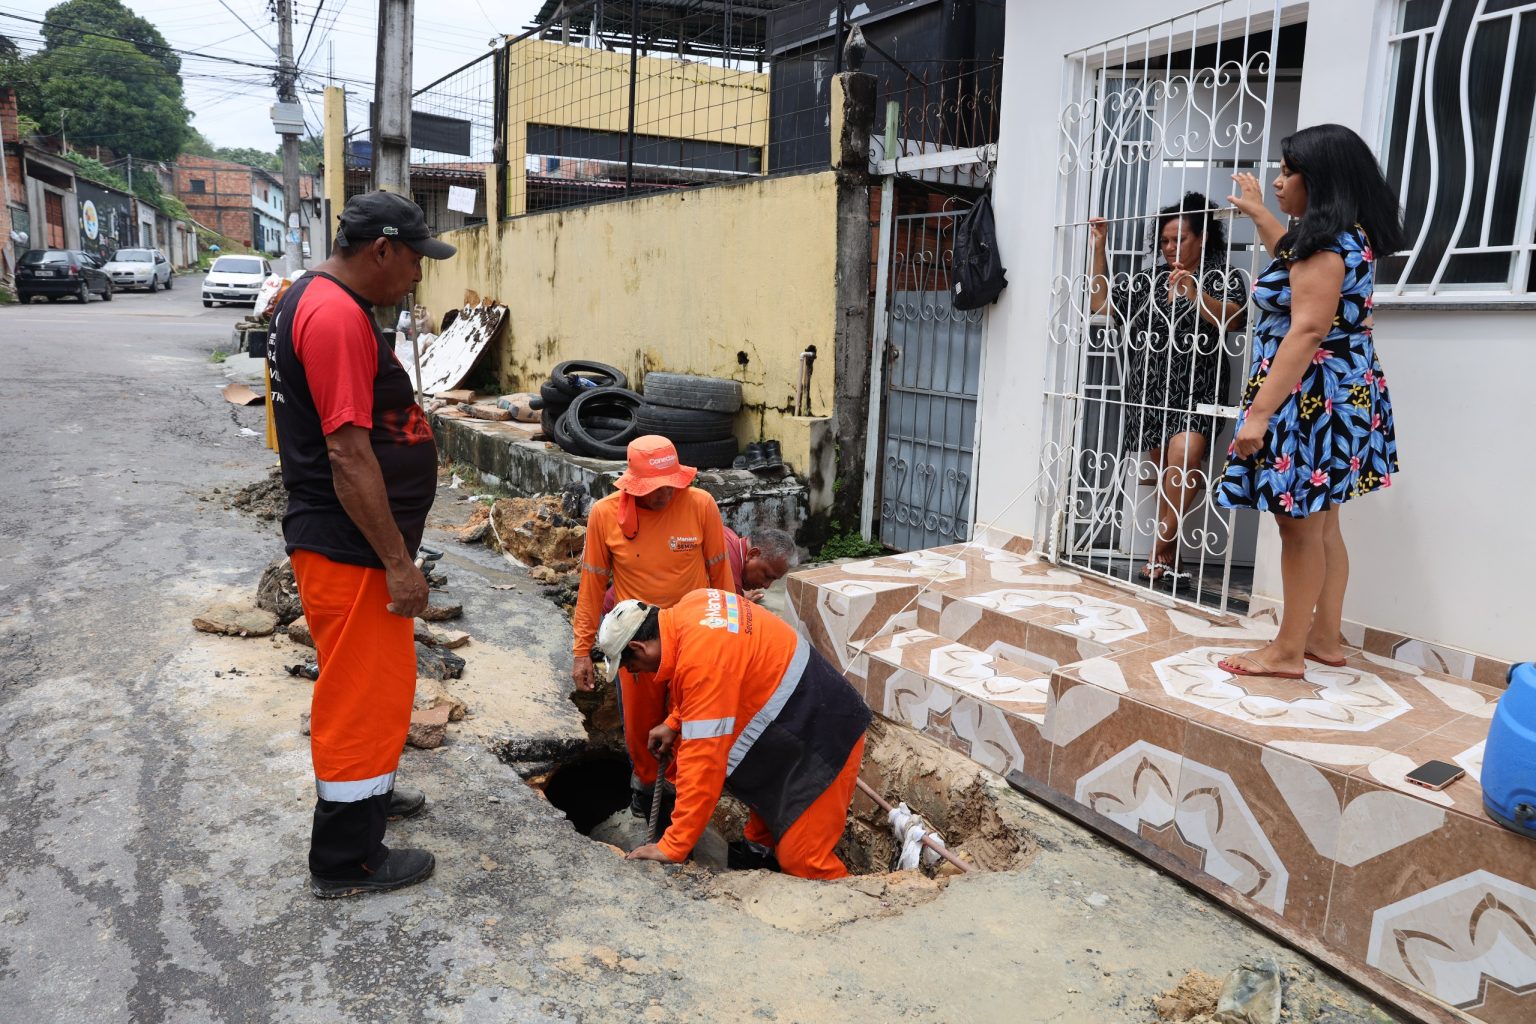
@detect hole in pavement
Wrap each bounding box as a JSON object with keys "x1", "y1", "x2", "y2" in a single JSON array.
[
  {"x1": 526, "y1": 719, "x2": 1036, "y2": 876},
  {"x1": 532, "y1": 748, "x2": 632, "y2": 836}
]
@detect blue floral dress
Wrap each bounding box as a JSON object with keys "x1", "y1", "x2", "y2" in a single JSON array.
[{"x1": 1215, "y1": 227, "x2": 1398, "y2": 518}]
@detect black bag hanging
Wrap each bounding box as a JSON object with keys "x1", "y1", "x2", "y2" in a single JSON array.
[{"x1": 951, "y1": 192, "x2": 1007, "y2": 310}]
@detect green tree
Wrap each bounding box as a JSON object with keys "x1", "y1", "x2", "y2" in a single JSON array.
[
  {"x1": 32, "y1": 37, "x2": 190, "y2": 160},
  {"x1": 42, "y1": 0, "x2": 180, "y2": 77}
]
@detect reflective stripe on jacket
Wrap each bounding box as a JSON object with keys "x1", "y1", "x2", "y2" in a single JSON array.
[{"x1": 654, "y1": 589, "x2": 870, "y2": 861}]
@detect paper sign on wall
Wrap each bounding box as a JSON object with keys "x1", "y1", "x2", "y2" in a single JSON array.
[{"x1": 447, "y1": 186, "x2": 477, "y2": 214}]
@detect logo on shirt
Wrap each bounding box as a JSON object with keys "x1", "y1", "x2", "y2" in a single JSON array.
[
  {"x1": 669, "y1": 535, "x2": 700, "y2": 552},
  {"x1": 699, "y1": 590, "x2": 740, "y2": 632}
]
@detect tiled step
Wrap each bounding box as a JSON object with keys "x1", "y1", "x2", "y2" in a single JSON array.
[{"x1": 788, "y1": 552, "x2": 1534, "y2": 1024}]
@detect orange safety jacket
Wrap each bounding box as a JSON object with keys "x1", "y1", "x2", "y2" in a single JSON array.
[
  {"x1": 653, "y1": 589, "x2": 872, "y2": 862},
  {"x1": 572, "y1": 487, "x2": 732, "y2": 656}
]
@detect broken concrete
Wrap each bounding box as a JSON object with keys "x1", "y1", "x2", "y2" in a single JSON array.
[
  {"x1": 407, "y1": 705, "x2": 451, "y2": 749},
  {"x1": 415, "y1": 677, "x2": 468, "y2": 722},
  {"x1": 285, "y1": 616, "x2": 313, "y2": 647},
  {"x1": 420, "y1": 600, "x2": 463, "y2": 623},
  {"x1": 192, "y1": 602, "x2": 279, "y2": 637},
  {"x1": 254, "y1": 555, "x2": 303, "y2": 624}
]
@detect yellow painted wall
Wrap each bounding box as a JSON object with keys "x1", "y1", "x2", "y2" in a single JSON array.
[
  {"x1": 415, "y1": 171, "x2": 840, "y2": 479},
  {"x1": 505, "y1": 39, "x2": 770, "y2": 216}
]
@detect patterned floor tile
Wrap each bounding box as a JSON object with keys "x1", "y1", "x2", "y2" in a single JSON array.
[
  {"x1": 880, "y1": 665, "x2": 1044, "y2": 780},
  {"x1": 1349, "y1": 713, "x2": 1492, "y2": 822},
  {"x1": 1322, "y1": 777, "x2": 1536, "y2": 1024}
]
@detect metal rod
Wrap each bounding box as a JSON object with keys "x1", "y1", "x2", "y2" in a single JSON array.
[
  {"x1": 854, "y1": 777, "x2": 972, "y2": 873},
  {"x1": 648, "y1": 752, "x2": 671, "y2": 843},
  {"x1": 625, "y1": 0, "x2": 640, "y2": 194}
]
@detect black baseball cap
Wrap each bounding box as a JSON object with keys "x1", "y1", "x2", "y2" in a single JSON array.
[{"x1": 335, "y1": 190, "x2": 457, "y2": 259}]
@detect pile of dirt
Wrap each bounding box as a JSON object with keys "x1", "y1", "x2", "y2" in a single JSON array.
[
  {"x1": 225, "y1": 469, "x2": 286, "y2": 522},
  {"x1": 456, "y1": 495, "x2": 586, "y2": 615},
  {"x1": 1153, "y1": 971, "x2": 1224, "y2": 1022}
]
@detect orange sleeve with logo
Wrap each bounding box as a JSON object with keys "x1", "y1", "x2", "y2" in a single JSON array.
[
  {"x1": 572, "y1": 500, "x2": 615, "y2": 656},
  {"x1": 699, "y1": 494, "x2": 733, "y2": 594}
]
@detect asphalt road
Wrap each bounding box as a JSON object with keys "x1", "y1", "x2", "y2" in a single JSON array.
[{"x1": 0, "y1": 278, "x2": 1401, "y2": 1024}]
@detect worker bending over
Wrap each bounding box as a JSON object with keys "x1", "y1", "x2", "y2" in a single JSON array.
[
  {"x1": 571, "y1": 436, "x2": 734, "y2": 812},
  {"x1": 593, "y1": 590, "x2": 871, "y2": 879}
]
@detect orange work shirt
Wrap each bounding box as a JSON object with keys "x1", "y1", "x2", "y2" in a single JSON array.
[
  {"x1": 651, "y1": 589, "x2": 802, "y2": 861},
  {"x1": 572, "y1": 487, "x2": 732, "y2": 656}
]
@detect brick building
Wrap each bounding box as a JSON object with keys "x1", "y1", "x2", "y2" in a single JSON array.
[{"x1": 173, "y1": 154, "x2": 286, "y2": 254}]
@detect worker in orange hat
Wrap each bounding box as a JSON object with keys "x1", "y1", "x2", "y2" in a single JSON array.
[
  {"x1": 571, "y1": 436, "x2": 735, "y2": 816},
  {"x1": 592, "y1": 591, "x2": 871, "y2": 879}
]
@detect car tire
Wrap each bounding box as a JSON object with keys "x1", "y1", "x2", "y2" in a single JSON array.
[
  {"x1": 76, "y1": 282, "x2": 89, "y2": 303},
  {"x1": 634, "y1": 403, "x2": 735, "y2": 443},
  {"x1": 147, "y1": 277, "x2": 158, "y2": 294},
  {"x1": 16, "y1": 292, "x2": 31, "y2": 304},
  {"x1": 566, "y1": 387, "x2": 643, "y2": 457},
  {"x1": 675, "y1": 438, "x2": 740, "y2": 469},
  {"x1": 165, "y1": 275, "x2": 173, "y2": 290},
  {"x1": 640, "y1": 372, "x2": 743, "y2": 413},
  {"x1": 548, "y1": 360, "x2": 629, "y2": 401},
  {"x1": 102, "y1": 283, "x2": 113, "y2": 302},
  {"x1": 203, "y1": 300, "x2": 213, "y2": 308}
]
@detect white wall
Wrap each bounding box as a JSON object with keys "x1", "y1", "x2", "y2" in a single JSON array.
[{"x1": 979, "y1": 0, "x2": 1532, "y2": 661}]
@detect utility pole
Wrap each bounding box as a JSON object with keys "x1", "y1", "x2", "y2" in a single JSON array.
[
  {"x1": 372, "y1": 0, "x2": 413, "y2": 195},
  {"x1": 275, "y1": 0, "x2": 304, "y2": 273}
]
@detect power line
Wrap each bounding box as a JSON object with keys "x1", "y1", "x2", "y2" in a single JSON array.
[{"x1": 0, "y1": 9, "x2": 281, "y2": 72}]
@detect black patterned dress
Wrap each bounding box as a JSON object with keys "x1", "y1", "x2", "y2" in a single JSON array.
[
  {"x1": 1215, "y1": 227, "x2": 1399, "y2": 518},
  {"x1": 1109, "y1": 264, "x2": 1245, "y2": 452}
]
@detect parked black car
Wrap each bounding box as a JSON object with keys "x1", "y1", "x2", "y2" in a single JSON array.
[{"x1": 15, "y1": 249, "x2": 114, "y2": 303}]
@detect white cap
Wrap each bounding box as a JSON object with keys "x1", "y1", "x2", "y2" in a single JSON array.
[{"x1": 592, "y1": 599, "x2": 654, "y2": 680}]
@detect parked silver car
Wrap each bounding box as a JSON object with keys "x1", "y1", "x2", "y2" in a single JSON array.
[
  {"x1": 102, "y1": 248, "x2": 173, "y2": 292},
  {"x1": 202, "y1": 255, "x2": 273, "y2": 307}
]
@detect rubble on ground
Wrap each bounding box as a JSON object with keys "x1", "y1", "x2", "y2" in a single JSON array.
[
  {"x1": 416, "y1": 642, "x2": 465, "y2": 680},
  {"x1": 415, "y1": 677, "x2": 468, "y2": 722},
  {"x1": 420, "y1": 600, "x2": 463, "y2": 622},
  {"x1": 286, "y1": 616, "x2": 313, "y2": 647},
  {"x1": 256, "y1": 556, "x2": 304, "y2": 624},
  {"x1": 414, "y1": 620, "x2": 469, "y2": 648},
  {"x1": 193, "y1": 602, "x2": 279, "y2": 637},
  {"x1": 407, "y1": 706, "x2": 451, "y2": 749},
  {"x1": 225, "y1": 468, "x2": 286, "y2": 523},
  {"x1": 452, "y1": 493, "x2": 588, "y2": 616}
]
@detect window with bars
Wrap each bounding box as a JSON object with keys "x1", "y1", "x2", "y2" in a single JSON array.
[{"x1": 1378, "y1": 0, "x2": 1536, "y2": 299}]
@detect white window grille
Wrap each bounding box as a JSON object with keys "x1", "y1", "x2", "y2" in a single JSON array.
[{"x1": 1379, "y1": 0, "x2": 1536, "y2": 300}]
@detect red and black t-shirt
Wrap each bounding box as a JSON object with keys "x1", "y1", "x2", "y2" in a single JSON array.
[{"x1": 269, "y1": 273, "x2": 437, "y2": 569}]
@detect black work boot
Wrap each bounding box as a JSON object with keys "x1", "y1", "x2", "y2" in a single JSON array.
[
  {"x1": 310, "y1": 847, "x2": 435, "y2": 899},
  {"x1": 386, "y1": 786, "x2": 427, "y2": 820},
  {"x1": 759, "y1": 440, "x2": 783, "y2": 469},
  {"x1": 727, "y1": 839, "x2": 781, "y2": 872},
  {"x1": 629, "y1": 778, "x2": 676, "y2": 833},
  {"x1": 744, "y1": 442, "x2": 768, "y2": 471}
]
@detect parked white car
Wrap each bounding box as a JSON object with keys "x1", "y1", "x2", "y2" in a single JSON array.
[
  {"x1": 103, "y1": 248, "x2": 173, "y2": 292},
  {"x1": 202, "y1": 255, "x2": 274, "y2": 308}
]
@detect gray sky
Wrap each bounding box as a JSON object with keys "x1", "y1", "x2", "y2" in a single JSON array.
[{"x1": 4, "y1": 0, "x2": 548, "y2": 152}]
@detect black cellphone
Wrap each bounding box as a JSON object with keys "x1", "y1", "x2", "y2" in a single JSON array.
[{"x1": 1405, "y1": 759, "x2": 1466, "y2": 792}]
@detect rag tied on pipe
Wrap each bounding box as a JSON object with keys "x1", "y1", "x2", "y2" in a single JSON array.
[{"x1": 888, "y1": 802, "x2": 945, "y2": 871}]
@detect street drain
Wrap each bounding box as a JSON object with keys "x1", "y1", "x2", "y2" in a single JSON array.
[{"x1": 530, "y1": 748, "x2": 631, "y2": 836}]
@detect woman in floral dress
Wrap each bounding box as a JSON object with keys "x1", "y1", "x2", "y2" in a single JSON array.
[{"x1": 1215, "y1": 123, "x2": 1406, "y2": 679}]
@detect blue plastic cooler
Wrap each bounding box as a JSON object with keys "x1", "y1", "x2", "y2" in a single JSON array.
[{"x1": 1483, "y1": 662, "x2": 1536, "y2": 839}]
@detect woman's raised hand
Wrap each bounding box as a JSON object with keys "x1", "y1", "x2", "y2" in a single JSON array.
[
  {"x1": 1089, "y1": 216, "x2": 1109, "y2": 248},
  {"x1": 1228, "y1": 172, "x2": 1267, "y2": 219}
]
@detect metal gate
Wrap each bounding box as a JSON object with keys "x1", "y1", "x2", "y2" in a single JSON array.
[
  {"x1": 1038, "y1": 1, "x2": 1300, "y2": 613},
  {"x1": 874, "y1": 203, "x2": 985, "y2": 552}
]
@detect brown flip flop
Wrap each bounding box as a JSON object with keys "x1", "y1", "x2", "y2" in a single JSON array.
[
  {"x1": 1218, "y1": 656, "x2": 1305, "y2": 680},
  {"x1": 1305, "y1": 650, "x2": 1348, "y2": 668}
]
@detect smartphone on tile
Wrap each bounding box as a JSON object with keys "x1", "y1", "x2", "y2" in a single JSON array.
[{"x1": 1405, "y1": 759, "x2": 1466, "y2": 792}]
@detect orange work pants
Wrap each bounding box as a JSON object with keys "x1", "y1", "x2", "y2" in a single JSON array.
[
  {"x1": 743, "y1": 735, "x2": 866, "y2": 880},
  {"x1": 619, "y1": 668, "x2": 676, "y2": 787},
  {"x1": 292, "y1": 549, "x2": 415, "y2": 798}
]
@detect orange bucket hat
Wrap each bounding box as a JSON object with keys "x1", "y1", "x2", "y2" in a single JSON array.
[
  {"x1": 615, "y1": 435, "x2": 697, "y2": 495},
  {"x1": 613, "y1": 436, "x2": 697, "y2": 537}
]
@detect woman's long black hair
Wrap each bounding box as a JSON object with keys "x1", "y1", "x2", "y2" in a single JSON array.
[
  {"x1": 1277, "y1": 123, "x2": 1407, "y2": 260},
  {"x1": 1150, "y1": 192, "x2": 1227, "y2": 266}
]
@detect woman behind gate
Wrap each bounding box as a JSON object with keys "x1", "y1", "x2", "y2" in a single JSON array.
[
  {"x1": 1214, "y1": 124, "x2": 1406, "y2": 679},
  {"x1": 1088, "y1": 193, "x2": 1247, "y2": 585}
]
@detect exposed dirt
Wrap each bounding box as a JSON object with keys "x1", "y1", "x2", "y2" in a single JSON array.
[
  {"x1": 454, "y1": 494, "x2": 585, "y2": 615},
  {"x1": 218, "y1": 467, "x2": 285, "y2": 524},
  {"x1": 1153, "y1": 970, "x2": 1225, "y2": 1021},
  {"x1": 1152, "y1": 963, "x2": 1391, "y2": 1023}
]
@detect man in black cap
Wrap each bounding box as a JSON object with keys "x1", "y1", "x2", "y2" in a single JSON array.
[{"x1": 269, "y1": 190, "x2": 456, "y2": 898}]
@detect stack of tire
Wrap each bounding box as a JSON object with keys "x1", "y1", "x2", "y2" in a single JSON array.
[
  {"x1": 635, "y1": 373, "x2": 741, "y2": 469},
  {"x1": 538, "y1": 360, "x2": 643, "y2": 461}
]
